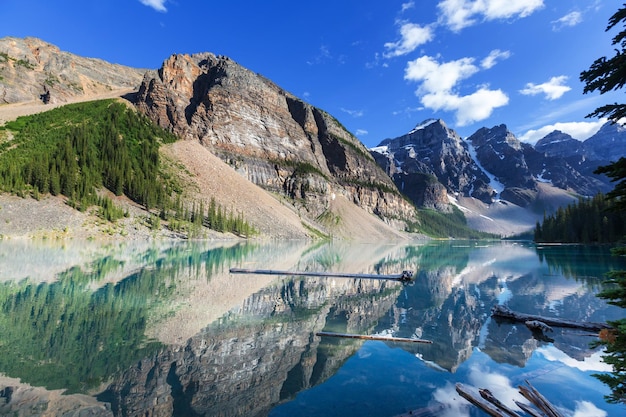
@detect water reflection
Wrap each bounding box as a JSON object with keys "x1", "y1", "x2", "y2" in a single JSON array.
[{"x1": 0, "y1": 240, "x2": 624, "y2": 416}]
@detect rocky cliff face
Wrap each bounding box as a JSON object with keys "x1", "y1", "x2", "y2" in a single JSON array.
[
  {"x1": 373, "y1": 119, "x2": 618, "y2": 215},
  {"x1": 467, "y1": 124, "x2": 612, "y2": 203},
  {"x1": 468, "y1": 125, "x2": 535, "y2": 190},
  {"x1": 372, "y1": 119, "x2": 495, "y2": 206},
  {"x1": 0, "y1": 37, "x2": 144, "y2": 104},
  {"x1": 584, "y1": 121, "x2": 626, "y2": 160},
  {"x1": 534, "y1": 130, "x2": 586, "y2": 158},
  {"x1": 134, "y1": 53, "x2": 415, "y2": 226}
]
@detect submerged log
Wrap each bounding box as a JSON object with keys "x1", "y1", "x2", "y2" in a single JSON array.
[
  {"x1": 514, "y1": 402, "x2": 543, "y2": 417},
  {"x1": 479, "y1": 389, "x2": 522, "y2": 417},
  {"x1": 518, "y1": 380, "x2": 564, "y2": 417},
  {"x1": 491, "y1": 305, "x2": 611, "y2": 331},
  {"x1": 316, "y1": 331, "x2": 432, "y2": 344},
  {"x1": 457, "y1": 381, "x2": 565, "y2": 417},
  {"x1": 455, "y1": 383, "x2": 509, "y2": 417},
  {"x1": 229, "y1": 268, "x2": 414, "y2": 282}
]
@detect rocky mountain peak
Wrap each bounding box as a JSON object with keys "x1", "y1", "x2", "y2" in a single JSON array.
[
  {"x1": 583, "y1": 121, "x2": 626, "y2": 161},
  {"x1": 534, "y1": 130, "x2": 584, "y2": 158},
  {"x1": 135, "y1": 52, "x2": 416, "y2": 228},
  {"x1": 469, "y1": 124, "x2": 522, "y2": 151},
  {"x1": 372, "y1": 118, "x2": 495, "y2": 205}
]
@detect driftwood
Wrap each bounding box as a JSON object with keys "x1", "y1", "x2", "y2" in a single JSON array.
[
  {"x1": 525, "y1": 320, "x2": 553, "y2": 333},
  {"x1": 491, "y1": 305, "x2": 611, "y2": 331},
  {"x1": 479, "y1": 389, "x2": 522, "y2": 417},
  {"x1": 518, "y1": 380, "x2": 564, "y2": 417},
  {"x1": 229, "y1": 268, "x2": 414, "y2": 282},
  {"x1": 316, "y1": 331, "x2": 432, "y2": 344},
  {"x1": 457, "y1": 380, "x2": 565, "y2": 417},
  {"x1": 456, "y1": 383, "x2": 509, "y2": 417}
]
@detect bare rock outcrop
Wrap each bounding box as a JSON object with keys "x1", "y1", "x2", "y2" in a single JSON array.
[
  {"x1": 135, "y1": 53, "x2": 416, "y2": 228},
  {"x1": 0, "y1": 36, "x2": 144, "y2": 105}
]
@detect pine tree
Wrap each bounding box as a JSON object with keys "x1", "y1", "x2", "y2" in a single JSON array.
[{"x1": 581, "y1": 4, "x2": 626, "y2": 404}]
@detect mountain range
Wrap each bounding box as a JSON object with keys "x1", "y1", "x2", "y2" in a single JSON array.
[
  {"x1": 1, "y1": 36, "x2": 623, "y2": 239},
  {"x1": 371, "y1": 118, "x2": 624, "y2": 234}
]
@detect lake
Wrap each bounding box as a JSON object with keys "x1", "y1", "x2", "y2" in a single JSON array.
[{"x1": 0, "y1": 239, "x2": 624, "y2": 416}]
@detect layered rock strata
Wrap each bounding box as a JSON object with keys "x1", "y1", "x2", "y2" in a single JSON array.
[{"x1": 134, "y1": 53, "x2": 416, "y2": 226}]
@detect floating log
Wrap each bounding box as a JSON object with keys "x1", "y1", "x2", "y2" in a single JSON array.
[
  {"x1": 456, "y1": 383, "x2": 509, "y2": 417},
  {"x1": 229, "y1": 268, "x2": 414, "y2": 282},
  {"x1": 479, "y1": 389, "x2": 522, "y2": 417},
  {"x1": 525, "y1": 320, "x2": 553, "y2": 333},
  {"x1": 316, "y1": 331, "x2": 432, "y2": 344},
  {"x1": 491, "y1": 305, "x2": 611, "y2": 331},
  {"x1": 514, "y1": 402, "x2": 543, "y2": 417},
  {"x1": 457, "y1": 381, "x2": 565, "y2": 417},
  {"x1": 518, "y1": 380, "x2": 564, "y2": 417}
]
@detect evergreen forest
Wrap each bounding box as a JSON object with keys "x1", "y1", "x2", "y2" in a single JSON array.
[
  {"x1": 0, "y1": 100, "x2": 255, "y2": 237},
  {"x1": 534, "y1": 193, "x2": 626, "y2": 244},
  {"x1": 409, "y1": 206, "x2": 499, "y2": 240}
]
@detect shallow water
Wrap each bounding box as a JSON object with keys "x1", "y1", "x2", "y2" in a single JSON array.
[{"x1": 0, "y1": 239, "x2": 624, "y2": 416}]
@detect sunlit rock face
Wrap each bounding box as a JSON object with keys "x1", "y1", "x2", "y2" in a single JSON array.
[
  {"x1": 0, "y1": 37, "x2": 144, "y2": 104},
  {"x1": 134, "y1": 53, "x2": 415, "y2": 224},
  {"x1": 99, "y1": 277, "x2": 401, "y2": 417}
]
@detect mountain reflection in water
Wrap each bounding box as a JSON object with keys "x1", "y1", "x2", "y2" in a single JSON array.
[{"x1": 0, "y1": 240, "x2": 624, "y2": 416}]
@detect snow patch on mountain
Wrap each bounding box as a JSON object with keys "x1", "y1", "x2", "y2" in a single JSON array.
[
  {"x1": 408, "y1": 119, "x2": 437, "y2": 134},
  {"x1": 463, "y1": 137, "x2": 505, "y2": 196}
]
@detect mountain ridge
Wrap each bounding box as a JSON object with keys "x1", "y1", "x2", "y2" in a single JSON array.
[
  {"x1": 1, "y1": 36, "x2": 621, "y2": 239},
  {"x1": 0, "y1": 37, "x2": 416, "y2": 240}
]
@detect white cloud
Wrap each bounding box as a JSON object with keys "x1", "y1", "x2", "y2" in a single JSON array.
[
  {"x1": 520, "y1": 76, "x2": 571, "y2": 100},
  {"x1": 401, "y1": 2, "x2": 415, "y2": 13},
  {"x1": 468, "y1": 365, "x2": 524, "y2": 411},
  {"x1": 356, "y1": 129, "x2": 369, "y2": 136},
  {"x1": 536, "y1": 345, "x2": 613, "y2": 372},
  {"x1": 438, "y1": 0, "x2": 544, "y2": 32},
  {"x1": 405, "y1": 55, "x2": 479, "y2": 93},
  {"x1": 432, "y1": 382, "x2": 472, "y2": 417},
  {"x1": 139, "y1": 0, "x2": 167, "y2": 12},
  {"x1": 481, "y1": 49, "x2": 511, "y2": 69},
  {"x1": 552, "y1": 11, "x2": 583, "y2": 30},
  {"x1": 404, "y1": 55, "x2": 508, "y2": 126},
  {"x1": 384, "y1": 22, "x2": 434, "y2": 58},
  {"x1": 572, "y1": 401, "x2": 607, "y2": 417},
  {"x1": 307, "y1": 45, "x2": 332, "y2": 65},
  {"x1": 341, "y1": 108, "x2": 364, "y2": 118},
  {"x1": 518, "y1": 119, "x2": 607, "y2": 144},
  {"x1": 392, "y1": 106, "x2": 423, "y2": 116},
  {"x1": 421, "y1": 87, "x2": 509, "y2": 126}
]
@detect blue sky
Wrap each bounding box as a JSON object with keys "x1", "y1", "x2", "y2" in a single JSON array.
[{"x1": 1, "y1": 1, "x2": 622, "y2": 147}]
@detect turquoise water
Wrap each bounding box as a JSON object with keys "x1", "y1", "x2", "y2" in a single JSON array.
[{"x1": 0, "y1": 240, "x2": 624, "y2": 416}]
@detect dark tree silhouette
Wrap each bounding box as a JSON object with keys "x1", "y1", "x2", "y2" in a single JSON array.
[{"x1": 580, "y1": 3, "x2": 626, "y2": 405}]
